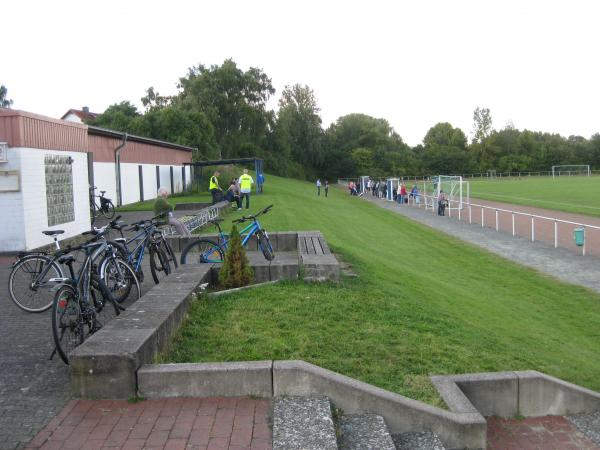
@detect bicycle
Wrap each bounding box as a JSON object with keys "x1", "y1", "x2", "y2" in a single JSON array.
[
  {"x1": 89, "y1": 186, "x2": 115, "y2": 222},
  {"x1": 180, "y1": 204, "x2": 274, "y2": 264},
  {"x1": 109, "y1": 214, "x2": 172, "y2": 284},
  {"x1": 8, "y1": 218, "x2": 139, "y2": 312},
  {"x1": 50, "y1": 232, "x2": 123, "y2": 364}
]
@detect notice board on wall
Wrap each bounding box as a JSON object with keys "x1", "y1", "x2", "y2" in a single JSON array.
[{"x1": 45, "y1": 154, "x2": 75, "y2": 226}]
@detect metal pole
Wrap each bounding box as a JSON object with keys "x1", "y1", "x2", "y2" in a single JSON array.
[
  {"x1": 481, "y1": 207, "x2": 484, "y2": 227},
  {"x1": 495, "y1": 210, "x2": 499, "y2": 231},
  {"x1": 469, "y1": 205, "x2": 472, "y2": 224},
  {"x1": 583, "y1": 227, "x2": 586, "y2": 256},
  {"x1": 531, "y1": 217, "x2": 535, "y2": 242},
  {"x1": 554, "y1": 221, "x2": 558, "y2": 248},
  {"x1": 512, "y1": 214, "x2": 515, "y2": 236}
]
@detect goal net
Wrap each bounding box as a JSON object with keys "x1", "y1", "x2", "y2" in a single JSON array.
[
  {"x1": 552, "y1": 165, "x2": 590, "y2": 178},
  {"x1": 422, "y1": 175, "x2": 470, "y2": 210}
]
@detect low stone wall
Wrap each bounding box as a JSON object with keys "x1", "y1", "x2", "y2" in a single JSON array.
[
  {"x1": 70, "y1": 265, "x2": 211, "y2": 399},
  {"x1": 136, "y1": 360, "x2": 600, "y2": 450}
]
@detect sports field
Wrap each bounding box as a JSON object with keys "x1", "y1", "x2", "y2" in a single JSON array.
[
  {"x1": 469, "y1": 176, "x2": 600, "y2": 217},
  {"x1": 140, "y1": 175, "x2": 600, "y2": 406}
]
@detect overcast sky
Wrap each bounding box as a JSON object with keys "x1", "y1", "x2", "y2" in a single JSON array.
[{"x1": 3, "y1": 0, "x2": 599, "y2": 146}]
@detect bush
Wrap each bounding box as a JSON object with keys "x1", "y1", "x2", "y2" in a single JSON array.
[{"x1": 218, "y1": 225, "x2": 254, "y2": 288}]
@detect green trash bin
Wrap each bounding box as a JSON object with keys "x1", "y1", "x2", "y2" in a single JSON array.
[{"x1": 573, "y1": 227, "x2": 585, "y2": 246}]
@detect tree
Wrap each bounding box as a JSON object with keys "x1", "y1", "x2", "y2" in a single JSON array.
[
  {"x1": 275, "y1": 84, "x2": 323, "y2": 174},
  {"x1": 0, "y1": 85, "x2": 13, "y2": 108},
  {"x1": 422, "y1": 123, "x2": 472, "y2": 174},
  {"x1": 471, "y1": 107, "x2": 493, "y2": 144},
  {"x1": 176, "y1": 59, "x2": 275, "y2": 159},
  {"x1": 86, "y1": 101, "x2": 141, "y2": 133},
  {"x1": 218, "y1": 225, "x2": 253, "y2": 288},
  {"x1": 141, "y1": 87, "x2": 173, "y2": 112}
]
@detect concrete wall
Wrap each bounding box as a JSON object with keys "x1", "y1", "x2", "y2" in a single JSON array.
[{"x1": 0, "y1": 147, "x2": 90, "y2": 251}]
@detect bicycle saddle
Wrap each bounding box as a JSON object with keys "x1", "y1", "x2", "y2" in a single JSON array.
[
  {"x1": 100, "y1": 190, "x2": 106, "y2": 194},
  {"x1": 57, "y1": 255, "x2": 76, "y2": 265},
  {"x1": 42, "y1": 230, "x2": 64, "y2": 236}
]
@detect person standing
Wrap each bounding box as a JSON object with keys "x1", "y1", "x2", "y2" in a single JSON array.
[
  {"x1": 324, "y1": 180, "x2": 329, "y2": 197},
  {"x1": 209, "y1": 171, "x2": 222, "y2": 205},
  {"x1": 438, "y1": 190, "x2": 447, "y2": 216},
  {"x1": 239, "y1": 169, "x2": 254, "y2": 209},
  {"x1": 257, "y1": 173, "x2": 265, "y2": 193},
  {"x1": 316, "y1": 179, "x2": 321, "y2": 196}
]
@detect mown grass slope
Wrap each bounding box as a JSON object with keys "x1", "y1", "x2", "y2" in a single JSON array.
[{"x1": 149, "y1": 175, "x2": 600, "y2": 405}]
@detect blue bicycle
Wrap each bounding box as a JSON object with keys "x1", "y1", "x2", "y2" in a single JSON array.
[{"x1": 180, "y1": 205, "x2": 274, "y2": 264}]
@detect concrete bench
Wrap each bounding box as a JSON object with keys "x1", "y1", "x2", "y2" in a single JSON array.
[
  {"x1": 298, "y1": 231, "x2": 340, "y2": 282},
  {"x1": 70, "y1": 265, "x2": 211, "y2": 399}
]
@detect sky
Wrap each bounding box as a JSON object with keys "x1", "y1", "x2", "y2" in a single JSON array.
[{"x1": 3, "y1": 0, "x2": 599, "y2": 146}]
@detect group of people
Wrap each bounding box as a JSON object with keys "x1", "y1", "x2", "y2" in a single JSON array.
[
  {"x1": 210, "y1": 169, "x2": 261, "y2": 209},
  {"x1": 316, "y1": 179, "x2": 330, "y2": 197}
]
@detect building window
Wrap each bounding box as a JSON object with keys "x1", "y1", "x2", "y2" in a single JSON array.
[{"x1": 45, "y1": 154, "x2": 75, "y2": 226}]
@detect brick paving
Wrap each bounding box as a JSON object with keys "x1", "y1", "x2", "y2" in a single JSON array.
[
  {"x1": 487, "y1": 416, "x2": 600, "y2": 450},
  {"x1": 25, "y1": 397, "x2": 272, "y2": 450}
]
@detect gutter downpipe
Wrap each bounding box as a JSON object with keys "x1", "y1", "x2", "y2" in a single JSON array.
[{"x1": 114, "y1": 133, "x2": 128, "y2": 207}]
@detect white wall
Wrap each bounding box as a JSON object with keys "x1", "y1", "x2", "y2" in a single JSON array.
[
  {"x1": 0, "y1": 148, "x2": 26, "y2": 251},
  {"x1": 0, "y1": 147, "x2": 90, "y2": 252},
  {"x1": 92, "y1": 162, "x2": 190, "y2": 206}
]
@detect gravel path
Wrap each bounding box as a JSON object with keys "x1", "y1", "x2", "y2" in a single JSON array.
[{"x1": 362, "y1": 195, "x2": 600, "y2": 294}]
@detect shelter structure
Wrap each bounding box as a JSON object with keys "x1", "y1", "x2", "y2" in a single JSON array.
[{"x1": 184, "y1": 158, "x2": 265, "y2": 194}]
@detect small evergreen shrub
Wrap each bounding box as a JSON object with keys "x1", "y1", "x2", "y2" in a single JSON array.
[{"x1": 218, "y1": 225, "x2": 254, "y2": 288}]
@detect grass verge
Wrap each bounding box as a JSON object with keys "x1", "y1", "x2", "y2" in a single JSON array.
[{"x1": 154, "y1": 175, "x2": 600, "y2": 406}]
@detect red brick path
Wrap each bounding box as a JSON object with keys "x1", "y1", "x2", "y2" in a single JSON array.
[
  {"x1": 26, "y1": 397, "x2": 272, "y2": 450},
  {"x1": 487, "y1": 416, "x2": 600, "y2": 450}
]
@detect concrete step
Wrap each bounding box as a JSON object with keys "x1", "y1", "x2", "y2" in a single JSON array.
[
  {"x1": 273, "y1": 396, "x2": 338, "y2": 450},
  {"x1": 392, "y1": 431, "x2": 446, "y2": 450},
  {"x1": 338, "y1": 414, "x2": 396, "y2": 450}
]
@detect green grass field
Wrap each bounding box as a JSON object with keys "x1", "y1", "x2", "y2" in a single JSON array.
[
  {"x1": 469, "y1": 176, "x2": 600, "y2": 217},
  {"x1": 132, "y1": 175, "x2": 600, "y2": 406}
]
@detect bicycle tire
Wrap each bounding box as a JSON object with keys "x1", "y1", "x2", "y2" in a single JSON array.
[
  {"x1": 99, "y1": 256, "x2": 140, "y2": 303},
  {"x1": 100, "y1": 200, "x2": 115, "y2": 219},
  {"x1": 160, "y1": 237, "x2": 178, "y2": 269},
  {"x1": 51, "y1": 285, "x2": 84, "y2": 364},
  {"x1": 9, "y1": 255, "x2": 64, "y2": 313},
  {"x1": 180, "y1": 238, "x2": 224, "y2": 264},
  {"x1": 257, "y1": 230, "x2": 275, "y2": 261},
  {"x1": 90, "y1": 274, "x2": 122, "y2": 326},
  {"x1": 149, "y1": 245, "x2": 171, "y2": 284}
]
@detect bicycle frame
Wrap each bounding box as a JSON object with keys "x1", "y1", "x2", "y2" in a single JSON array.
[{"x1": 214, "y1": 219, "x2": 262, "y2": 249}]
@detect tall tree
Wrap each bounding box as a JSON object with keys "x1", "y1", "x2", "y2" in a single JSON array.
[
  {"x1": 275, "y1": 84, "x2": 323, "y2": 174},
  {"x1": 0, "y1": 85, "x2": 13, "y2": 108},
  {"x1": 176, "y1": 59, "x2": 275, "y2": 159},
  {"x1": 471, "y1": 107, "x2": 493, "y2": 144}
]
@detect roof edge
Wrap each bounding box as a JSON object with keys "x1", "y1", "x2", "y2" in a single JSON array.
[{"x1": 88, "y1": 126, "x2": 195, "y2": 152}]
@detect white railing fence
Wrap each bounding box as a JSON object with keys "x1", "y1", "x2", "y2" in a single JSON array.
[{"x1": 403, "y1": 194, "x2": 599, "y2": 257}]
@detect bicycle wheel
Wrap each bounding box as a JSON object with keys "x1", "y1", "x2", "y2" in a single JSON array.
[
  {"x1": 90, "y1": 274, "x2": 122, "y2": 327},
  {"x1": 160, "y1": 237, "x2": 178, "y2": 269},
  {"x1": 9, "y1": 255, "x2": 64, "y2": 312},
  {"x1": 149, "y1": 245, "x2": 171, "y2": 284},
  {"x1": 52, "y1": 285, "x2": 84, "y2": 364},
  {"x1": 180, "y1": 238, "x2": 224, "y2": 264},
  {"x1": 257, "y1": 230, "x2": 275, "y2": 261},
  {"x1": 100, "y1": 200, "x2": 115, "y2": 219},
  {"x1": 99, "y1": 256, "x2": 140, "y2": 304}
]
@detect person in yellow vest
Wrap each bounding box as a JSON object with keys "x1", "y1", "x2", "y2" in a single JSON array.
[
  {"x1": 209, "y1": 171, "x2": 222, "y2": 204},
  {"x1": 238, "y1": 169, "x2": 254, "y2": 209}
]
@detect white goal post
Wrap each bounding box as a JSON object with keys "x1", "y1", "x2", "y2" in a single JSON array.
[
  {"x1": 552, "y1": 165, "x2": 590, "y2": 178},
  {"x1": 422, "y1": 175, "x2": 470, "y2": 210}
]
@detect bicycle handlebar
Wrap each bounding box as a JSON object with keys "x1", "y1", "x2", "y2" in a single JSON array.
[{"x1": 232, "y1": 204, "x2": 273, "y2": 223}]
